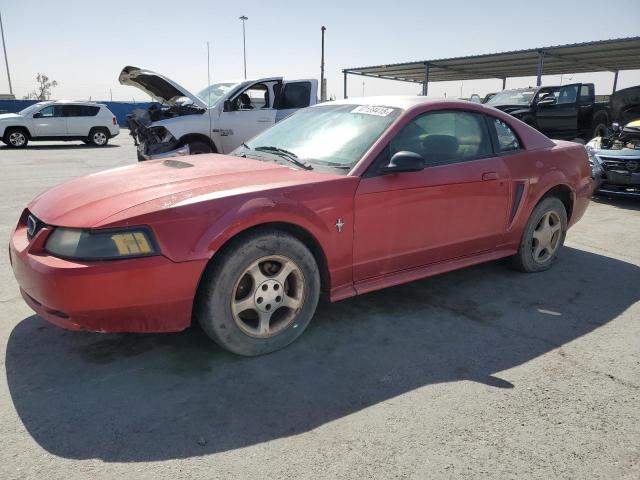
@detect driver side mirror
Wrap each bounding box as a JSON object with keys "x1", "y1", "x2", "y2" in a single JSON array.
[
  {"x1": 379, "y1": 151, "x2": 425, "y2": 174},
  {"x1": 33, "y1": 112, "x2": 42, "y2": 118},
  {"x1": 537, "y1": 96, "x2": 556, "y2": 108},
  {"x1": 223, "y1": 100, "x2": 233, "y2": 112}
]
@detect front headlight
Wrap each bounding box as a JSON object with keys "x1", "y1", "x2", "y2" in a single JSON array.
[{"x1": 45, "y1": 227, "x2": 159, "y2": 260}]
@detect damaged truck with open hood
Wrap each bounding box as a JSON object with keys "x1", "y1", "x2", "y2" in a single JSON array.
[{"x1": 119, "y1": 66, "x2": 317, "y2": 160}]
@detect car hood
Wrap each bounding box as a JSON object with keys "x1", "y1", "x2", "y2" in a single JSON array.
[
  {"x1": 0, "y1": 113, "x2": 21, "y2": 121},
  {"x1": 118, "y1": 65, "x2": 208, "y2": 109},
  {"x1": 28, "y1": 155, "x2": 341, "y2": 228}
]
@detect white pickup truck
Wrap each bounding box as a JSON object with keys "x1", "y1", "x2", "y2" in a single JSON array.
[{"x1": 119, "y1": 66, "x2": 318, "y2": 160}]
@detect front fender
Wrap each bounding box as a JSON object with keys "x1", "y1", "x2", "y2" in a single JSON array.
[{"x1": 195, "y1": 195, "x2": 333, "y2": 258}]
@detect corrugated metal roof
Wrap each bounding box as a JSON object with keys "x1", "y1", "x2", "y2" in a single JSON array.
[{"x1": 343, "y1": 37, "x2": 640, "y2": 83}]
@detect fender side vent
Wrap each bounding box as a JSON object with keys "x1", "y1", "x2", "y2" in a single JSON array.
[{"x1": 509, "y1": 182, "x2": 525, "y2": 223}]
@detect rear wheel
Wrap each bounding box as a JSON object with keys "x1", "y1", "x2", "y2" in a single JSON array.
[
  {"x1": 508, "y1": 197, "x2": 567, "y2": 273},
  {"x1": 195, "y1": 230, "x2": 320, "y2": 356},
  {"x1": 88, "y1": 128, "x2": 109, "y2": 146},
  {"x1": 4, "y1": 128, "x2": 29, "y2": 148}
]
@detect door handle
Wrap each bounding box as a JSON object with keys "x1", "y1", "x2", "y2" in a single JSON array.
[
  {"x1": 258, "y1": 118, "x2": 272, "y2": 123},
  {"x1": 482, "y1": 172, "x2": 499, "y2": 181}
]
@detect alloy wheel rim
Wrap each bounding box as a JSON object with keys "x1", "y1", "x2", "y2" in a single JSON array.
[
  {"x1": 231, "y1": 255, "x2": 305, "y2": 338},
  {"x1": 93, "y1": 132, "x2": 107, "y2": 145},
  {"x1": 9, "y1": 132, "x2": 25, "y2": 146},
  {"x1": 531, "y1": 210, "x2": 562, "y2": 264}
]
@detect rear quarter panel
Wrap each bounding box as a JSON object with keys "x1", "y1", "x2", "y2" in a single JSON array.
[{"x1": 500, "y1": 140, "x2": 592, "y2": 248}]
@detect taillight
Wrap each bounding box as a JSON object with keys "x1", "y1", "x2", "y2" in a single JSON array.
[{"x1": 112, "y1": 117, "x2": 117, "y2": 125}]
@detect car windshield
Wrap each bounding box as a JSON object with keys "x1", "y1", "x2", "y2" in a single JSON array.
[
  {"x1": 18, "y1": 103, "x2": 44, "y2": 116},
  {"x1": 238, "y1": 104, "x2": 402, "y2": 172},
  {"x1": 196, "y1": 82, "x2": 241, "y2": 107},
  {"x1": 487, "y1": 89, "x2": 536, "y2": 107}
]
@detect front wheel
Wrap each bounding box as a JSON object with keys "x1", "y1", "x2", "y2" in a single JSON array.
[
  {"x1": 187, "y1": 141, "x2": 212, "y2": 155},
  {"x1": 195, "y1": 230, "x2": 321, "y2": 356},
  {"x1": 508, "y1": 197, "x2": 567, "y2": 273},
  {"x1": 4, "y1": 128, "x2": 29, "y2": 148}
]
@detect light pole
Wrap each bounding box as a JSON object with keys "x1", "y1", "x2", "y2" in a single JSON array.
[
  {"x1": 0, "y1": 9, "x2": 13, "y2": 96},
  {"x1": 320, "y1": 26, "x2": 326, "y2": 101},
  {"x1": 239, "y1": 15, "x2": 248, "y2": 79}
]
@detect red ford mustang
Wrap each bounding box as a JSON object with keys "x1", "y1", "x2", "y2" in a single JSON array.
[{"x1": 9, "y1": 97, "x2": 592, "y2": 355}]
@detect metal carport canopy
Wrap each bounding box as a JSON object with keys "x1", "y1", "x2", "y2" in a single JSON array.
[{"x1": 342, "y1": 36, "x2": 640, "y2": 97}]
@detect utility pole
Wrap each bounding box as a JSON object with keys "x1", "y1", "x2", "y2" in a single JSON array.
[
  {"x1": 239, "y1": 16, "x2": 248, "y2": 79},
  {"x1": 320, "y1": 26, "x2": 326, "y2": 102},
  {"x1": 362, "y1": 81, "x2": 365, "y2": 97},
  {"x1": 0, "y1": 9, "x2": 13, "y2": 96}
]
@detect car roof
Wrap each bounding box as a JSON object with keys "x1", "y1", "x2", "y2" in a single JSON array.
[
  {"x1": 320, "y1": 95, "x2": 496, "y2": 111},
  {"x1": 52, "y1": 100, "x2": 106, "y2": 106}
]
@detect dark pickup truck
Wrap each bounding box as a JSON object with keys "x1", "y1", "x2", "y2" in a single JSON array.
[{"x1": 486, "y1": 83, "x2": 609, "y2": 141}]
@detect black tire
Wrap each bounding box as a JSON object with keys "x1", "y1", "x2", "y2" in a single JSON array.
[
  {"x1": 195, "y1": 229, "x2": 321, "y2": 356},
  {"x1": 508, "y1": 197, "x2": 568, "y2": 273},
  {"x1": 592, "y1": 122, "x2": 608, "y2": 138},
  {"x1": 88, "y1": 128, "x2": 110, "y2": 146},
  {"x1": 4, "y1": 128, "x2": 29, "y2": 148},
  {"x1": 187, "y1": 140, "x2": 212, "y2": 155}
]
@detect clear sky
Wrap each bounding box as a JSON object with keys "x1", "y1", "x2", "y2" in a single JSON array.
[{"x1": 1, "y1": 0, "x2": 639, "y2": 102}]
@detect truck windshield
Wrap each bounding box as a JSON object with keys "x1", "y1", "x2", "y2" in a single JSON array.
[
  {"x1": 197, "y1": 82, "x2": 240, "y2": 107},
  {"x1": 240, "y1": 104, "x2": 402, "y2": 171},
  {"x1": 487, "y1": 89, "x2": 536, "y2": 107}
]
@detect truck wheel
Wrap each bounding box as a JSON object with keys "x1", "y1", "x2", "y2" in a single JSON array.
[
  {"x1": 4, "y1": 128, "x2": 29, "y2": 148},
  {"x1": 187, "y1": 141, "x2": 212, "y2": 155},
  {"x1": 89, "y1": 128, "x2": 110, "y2": 146},
  {"x1": 508, "y1": 197, "x2": 567, "y2": 273},
  {"x1": 195, "y1": 229, "x2": 321, "y2": 356}
]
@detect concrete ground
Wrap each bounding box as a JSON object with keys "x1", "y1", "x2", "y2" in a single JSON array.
[{"x1": 0, "y1": 133, "x2": 638, "y2": 479}]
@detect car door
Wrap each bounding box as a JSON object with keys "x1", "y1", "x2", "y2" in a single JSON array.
[
  {"x1": 535, "y1": 84, "x2": 579, "y2": 138},
  {"x1": 64, "y1": 105, "x2": 99, "y2": 136},
  {"x1": 218, "y1": 82, "x2": 277, "y2": 153},
  {"x1": 274, "y1": 80, "x2": 317, "y2": 122},
  {"x1": 33, "y1": 105, "x2": 67, "y2": 137},
  {"x1": 353, "y1": 110, "x2": 511, "y2": 282}
]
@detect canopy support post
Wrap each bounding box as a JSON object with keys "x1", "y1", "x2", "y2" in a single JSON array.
[
  {"x1": 422, "y1": 62, "x2": 430, "y2": 96},
  {"x1": 502, "y1": 77, "x2": 506, "y2": 90},
  {"x1": 536, "y1": 50, "x2": 545, "y2": 86},
  {"x1": 343, "y1": 70, "x2": 348, "y2": 99},
  {"x1": 612, "y1": 70, "x2": 619, "y2": 93}
]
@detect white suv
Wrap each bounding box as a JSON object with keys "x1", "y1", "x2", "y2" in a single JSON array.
[{"x1": 0, "y1": 101, "x2": 120, "y2": 148}]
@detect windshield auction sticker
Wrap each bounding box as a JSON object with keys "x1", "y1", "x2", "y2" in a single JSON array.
[{"x1": 351, "y1": 105, "x2": 394, "y2": 116}]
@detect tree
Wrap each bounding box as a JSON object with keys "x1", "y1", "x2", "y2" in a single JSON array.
[{"x1": 24, "y1": 73, "x2": 58, "y2": 100}]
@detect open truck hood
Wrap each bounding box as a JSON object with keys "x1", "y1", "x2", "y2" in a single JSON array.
[{"x1": 118, "y1": 66, "x2": 208, "y2": 108}]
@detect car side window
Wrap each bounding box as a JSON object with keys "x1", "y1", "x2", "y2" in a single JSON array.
[
  {"x1": 557, "y1": 85, "x2": 578, "y2": 104},
  {"x1": 490, "y1": 118, "x2": 521, "y2": 153},
  {"x1": 38, "y1": 106, "x2": 56, "y2": 117},
  {"x1": 231, "y1": 84, "x2": 269, "y2": 110},
  {"x1": 278, "y1": 82, "x2": 312, "y2": 109},
  {"x1": 579, "y1": 85, "x2": 592, "y2": 103},
  {"x1": 389, "y1": 111, "x2": 492, "y2": 167},
  {"x1": 63, "y1": 105, "x2": 100, "y2": 117}
]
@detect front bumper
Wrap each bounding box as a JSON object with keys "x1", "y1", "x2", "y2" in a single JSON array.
[
  {"x1": 9, "y1": 215, "x2": 206, "y2": 333},
  {"x1": 138, "y1": 144, "x2": 190, "y2": 161}
]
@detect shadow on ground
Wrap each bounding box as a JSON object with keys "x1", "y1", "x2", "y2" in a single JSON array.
[
  {"x1": 0, "y1": 144, "x2": 119, "y2": 151},
  {"x1": 5, "y1": 247, "x2": 639, "y2": 461},
  {"x1": 591, "y1": 194, "x2": 640, "y2": 211}
]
